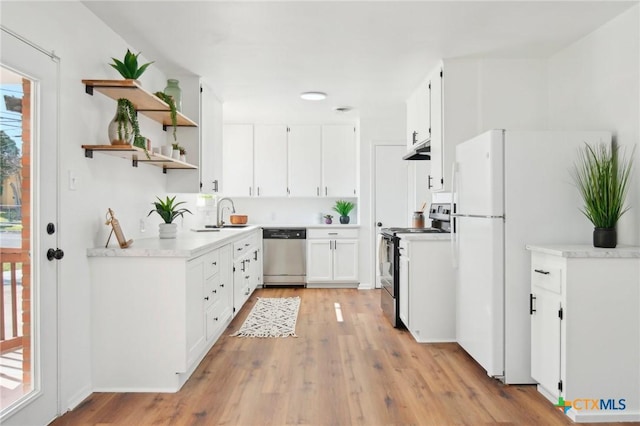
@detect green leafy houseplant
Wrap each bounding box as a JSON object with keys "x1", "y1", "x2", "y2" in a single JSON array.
[
  {"x1": 109, "y1": 98, "x2": 149, "y2": 158},
  {"x1": 155, "y1": 91, "x2": 178, "y2": 142},
  {"x1": 572, "y1": 142, "x2": 634, "y2": 247},
  {"x1": 147, "y1": 196, "x2": 192, "y2": 224},
  {"x1": 110, "y1": 49, "x2": 154, "y2": 80},
  {"x1": 333, "y1": 200, "x2": 355, "y2": 224}
]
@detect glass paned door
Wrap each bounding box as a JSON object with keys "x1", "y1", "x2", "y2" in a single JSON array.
[{"x1": 0, "y1": 28, "x2": 59, "y2": 425}]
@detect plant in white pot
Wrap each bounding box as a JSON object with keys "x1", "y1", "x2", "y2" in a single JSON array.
[
  {"x1": 572, "y1": 142, "x2": 634, "y2": 248},
  {"x1": 147, "y1": 196, "x2": 192, "y2": 239}
]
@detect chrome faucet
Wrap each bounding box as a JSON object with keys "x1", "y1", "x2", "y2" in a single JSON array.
[{"x1": 216, "y1": 197, "x2": 236, "y2": 227}]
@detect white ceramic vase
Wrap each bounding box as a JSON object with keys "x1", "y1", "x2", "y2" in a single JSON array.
[{"x1": 159, "y1": 223, "x2": 177, "y2": 239}]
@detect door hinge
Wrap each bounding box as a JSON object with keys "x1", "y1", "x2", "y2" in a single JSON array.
[
  {"x1": 558, "y1": 380, "x2": 563, "y2": 392},
  {"x1": 558, "y1": 307, "x2": 564, "y2": 320}
]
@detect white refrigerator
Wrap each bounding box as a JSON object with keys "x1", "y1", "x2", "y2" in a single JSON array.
[{"x1": 452, "y1": 129, "x2": 611, "y2": 384}]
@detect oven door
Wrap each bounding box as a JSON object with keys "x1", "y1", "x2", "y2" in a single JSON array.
[{"x1": 379, "y1": 233, "x2": 395, "y2": 295}]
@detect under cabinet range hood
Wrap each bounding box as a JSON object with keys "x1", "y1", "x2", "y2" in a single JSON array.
[{"x1": 402, "y1": 139, "x2": 431, "y2": 160}]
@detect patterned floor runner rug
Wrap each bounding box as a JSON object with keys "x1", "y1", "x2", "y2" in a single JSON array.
[{"x1": 231, "y1": 296, "x2": 301, "y2": 338}]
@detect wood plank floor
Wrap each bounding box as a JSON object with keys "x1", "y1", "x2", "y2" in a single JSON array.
[{"x1": 50, "y1": 288, "x2": 624, "y2": 425}]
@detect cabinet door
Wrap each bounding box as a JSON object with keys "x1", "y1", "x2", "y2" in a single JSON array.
[
  {"x1": 306, "y1": 239, "x2": 333, "y2": 282},
  {"x1": 429, "y1": 67, "x2": 444, "y2": 191},
  {"x1": 415, "y1": 80, "x2": 430, "y2": 145},
  {"x1": 186, "y1": 259, "x2": 206, "y2": 367},
  {"x1": 322, "y1": 125, "x2": 357, "y2": 197},
  {"x1": 222, "y1": 124, "x2": 254, "y2": 196},
  {"x1": 531, "y1": 287, "x2": 562, "y2": 399},
  {"x1": 254, "y1": 124, "x2": 288, "y2": 196},
  {"x1": 399, "y1": 253, "x2": 409, "y2": 326},
  {"x1": 288, "y1": 125, "x2": 322, "y2": 196},
  {"x1": 333, "y1": 239, "x2": 359, "y2": 282}
]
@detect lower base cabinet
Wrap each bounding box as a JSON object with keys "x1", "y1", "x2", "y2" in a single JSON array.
[
  {"x1": 398, "y1": 236, "x2": 455, "y2": 342},
  {"x1": 306, "y1": 228, "x2": 359, "y2": 287},
  {"x1": 527, "y1": 245, "x2": 640, "y2": 423},
  {"x1": 88, "y1": 230, "x2": 260, "y2": 393}
]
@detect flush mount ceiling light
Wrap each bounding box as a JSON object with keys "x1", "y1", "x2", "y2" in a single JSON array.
[{"x1": 300, "y1": 91, "x2": 327, "y2": 101}]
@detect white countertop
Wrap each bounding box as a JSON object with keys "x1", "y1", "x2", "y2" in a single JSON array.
[
  {"x1": 526, "y1": 244, "x2": 640, "y2": 258},
  {"x1": 397, "y1": 232, "x2": 451, "y2": 241},
  {"x1": 88, "y1": 223, "x2": 361, "y2": 258},
  {"x1": 88, "y1": 225, "x2": 261, "y2": 258}
]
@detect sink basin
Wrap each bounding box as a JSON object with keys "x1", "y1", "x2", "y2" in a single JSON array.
[{"x1": 204, "y1": 224, "x2": 250, "y2": 229}]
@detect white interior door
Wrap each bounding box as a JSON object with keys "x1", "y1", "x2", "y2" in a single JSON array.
[
  {"x1": 373, "y1": 144, "x2": 408, "y2": 288},
  {"x1": 0, "y1": 28, "x2": 60, "y2": 424}
]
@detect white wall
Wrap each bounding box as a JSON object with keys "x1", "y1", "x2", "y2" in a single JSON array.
[
  {"x1": 547, "y1": 4, "x2": 639, "y2": 245},
  {"x1": 1, "y1": 1, "x2": 185, "y2": 412}
]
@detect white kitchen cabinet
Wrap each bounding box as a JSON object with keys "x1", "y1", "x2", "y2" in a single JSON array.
[
  {"x1": 428, "y1": 67, "x2": 443, "y2": 191},
  {"x1": 306, "y1": 228, "x2": 359, "y2": 287},
  {"x1": 254, "y1": 124, "x2": 288, "y2": 196},
  {"x1": 406, "y1": 78, "x2": 430, "y2": 150},
  {"x1": 89, "y1": 246, "x2": 234, "y2": 392},
  {"x1": 222, "y1": 124, "x2": 254, "y2": 196},
  {"x1": 232, "y1": 230, "x2": 262, "y2": 312},
  {"x1": 527, "y1": 245, "x2": 640, "y2": 423},
  {"x1": 321, "y1": 125, "x2": 357, "y2": 197},
  {"x1": 204, "y1": 245, "x2": 233, "y2": 342},
  {"x1": 397, "y1": 236, "x2": 455, "y2": 342},
  {"x1": 288, "y1": 125, "x2": 322, "y2": 197}
]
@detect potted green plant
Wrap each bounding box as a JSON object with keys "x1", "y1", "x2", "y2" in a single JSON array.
[
  {"x1": 109, "y1": 49, "x2": 154, "y2": 80},
  {"x1": 147, "y1": 196, "x2": 192, "y2": 239},
  {"x1": 323, "y1": 214, "x2": 333, "y2": 224},
  {"x1": 107, "y1": 98, "x2": 150, "y2": 158},
  {"x1": 572, "y1": 142, "x2": 634, "y2": 248},
  {"x1": 333, "y1": 200, "x2": 355, "y2": 224}
]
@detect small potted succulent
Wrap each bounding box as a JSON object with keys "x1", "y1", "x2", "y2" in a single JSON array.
[
  {"x1": 333, "y1": 200, "x2": 355, "y2": 224},
  {"x1": 571, "y1": 142, "x2": 634, "y2": 248},
  {"x1": 109, "y1": 49, "x2": 154, "y2": 80},
  {"x1": 147, "y1": 196, "x2": 192, "y2": 239},
  {"x1": 323, "y1": 214, "x2": 333, "y2": 224}
]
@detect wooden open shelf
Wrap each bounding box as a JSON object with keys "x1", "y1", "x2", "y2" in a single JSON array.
[
  {"x1": 82, "y1": 79, "x2": 198, "y2": 128},
  {"x1": 82, "y1": 145, "x2": 198, "y2": 174}
]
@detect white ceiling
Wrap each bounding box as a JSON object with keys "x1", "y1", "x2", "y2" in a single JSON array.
[{"x1": 82, "y1": 1, "x2": 636, "y2": 124}]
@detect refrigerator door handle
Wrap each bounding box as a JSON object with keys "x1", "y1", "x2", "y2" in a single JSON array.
[{"x1": 451, "y1": 161, "x2": 459, "y2": 269}]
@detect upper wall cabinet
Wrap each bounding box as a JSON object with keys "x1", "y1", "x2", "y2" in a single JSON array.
[
  {"x1": 406, "y1": 78, "x2": 431, "y2": 151},
  {"x1": 254, "y1": 125, "x2": 288, "y2": 196},
  {"x1": 222, "y1": 123, "x2": 357, "y2": 198},
  {"x1": 222, "y1": 124, "x2": 254, "y2": 196},
  {"x1": 322, "y1": 124, "x2": 357, "y2": 197},
  {"x1": 288, "y1": 125, "x2": 322, "y2": 197}
]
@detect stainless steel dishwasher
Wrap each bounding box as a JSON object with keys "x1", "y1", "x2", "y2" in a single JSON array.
[{"x1": 262, "y1": 228, "x2": 306, "y2": 286}]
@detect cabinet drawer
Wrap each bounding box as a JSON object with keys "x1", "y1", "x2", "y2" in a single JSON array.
[
  {"x1": 203, "y1": 250, "x2": 220, "y2": 277},
  {"x1": 204, "y1": 275, "x2": 220, "y2": 309},
  {"x1": 307, "y1": 228, "x2": 358, "y2": 239},
  {"x1": 233, "y1": 233, "x2": 258, "y2": 258},
  {"x1": 531, "y1": 253, "x2": 563, "y2": 294},
  {"x1": 206, "y1": 300, "x2": 231, "y2": 341}
]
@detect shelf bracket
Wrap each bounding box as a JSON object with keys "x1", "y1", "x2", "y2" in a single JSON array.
[
  {"x1": 163, "y1": 165, "x2": 168, "y2": 174},
  {"x1": 84, "y1": 149, "x2": 94, "y2": 159},
  {"x1": 132, "y1": 157, "x2": 138, "y2": 168},
  {"x1": 85, "y1": 85, "x2": 94, "y2": 96}
]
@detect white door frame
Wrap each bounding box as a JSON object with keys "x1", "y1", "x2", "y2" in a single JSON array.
[
  {"x1": 369, "y1": 141, "x2": 406, "y2": 289},
  {"x1": 0, "y1": 26, "x2": 60, "y2": 425}
]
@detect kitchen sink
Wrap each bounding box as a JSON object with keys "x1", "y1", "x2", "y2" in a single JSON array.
[{"x1": 204, "y1": 224, "x2": 249, "y2": 229}]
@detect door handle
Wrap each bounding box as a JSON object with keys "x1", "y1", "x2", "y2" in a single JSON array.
[
  {"x1": 47, "y1": 248, "x2": 64, "y2": 261},
  {"x1": 428, "y1": 175, "x2": 433, "y2": 189},
  {"x1": 377, "y1": 222, "x2": 382, "y2": 227}
]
